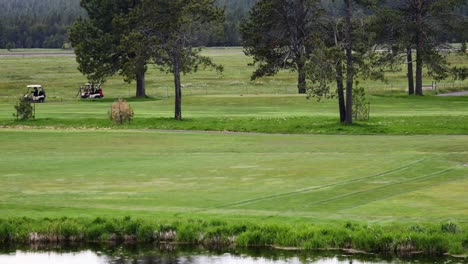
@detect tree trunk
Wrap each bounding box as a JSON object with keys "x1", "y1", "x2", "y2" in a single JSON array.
[
  {"x1": 174, "y1": 52, "x2": 182, "y2": 120},
  {"x1": 415, "y1": 1, "x2": 424, "y2": 96},
  {"x1": 297, "y1": 61, "x2": 307, "y2": 94},
  {"x1": 336, "y1": 59, "x2": 346, "y2": 123},
  {"x1": 136, "y1": 70, "x2": 146, "y2": 98},
  {"x1": 292, "y1": 0, "x2": 307, "y2": 94},
  {"x1": 344, "y1": 0, "x2": 353, "y2": 125},
  {"x1": 407, "y1": 47, "x2": 415, "y2": 95}
]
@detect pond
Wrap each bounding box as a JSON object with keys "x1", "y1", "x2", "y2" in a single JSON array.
[{"x1": 0, "y1": 244, "x2": 463, "y2": 264}]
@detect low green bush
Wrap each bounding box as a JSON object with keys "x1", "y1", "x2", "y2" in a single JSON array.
[
  {"x1": 412, "y1": 233, "x2": 449, "y2": 255},
  {"x1": 236, "y1": 228, "x2": 276, "y2": 247},
  {"x1": 462, "y1": 238, "x2": 468, "y2": 249},
  {"x1": 135, "y1": 222, "x2": 155, "y2": 243},
  {"x1": 176, "y1": 224, "x2": 200, "y2": 243},
  {"x1": 13, "y1": 97, "x2": 34, "y2": 121},
  {"x1": 0, "y1": 221, "x2": 13, "y2": 242},
  {"x1": 441, "y1": 222, "x2": 461, "y2": 234},
  {"x1": 85, "y1": 223, "x2": 107, "y2": 241},
  {"x1": 351, "y1": 229, "x2": 377, "y2": 252},
  {"x1": 303, "y1": 236, "x2": 328, "y2": 250},
  {"x1": 50, "y1": 219, "x2": 82, "y2": 239},
  {"x1": 326, "y1": 228, "x2": 352, "y2": 249},
  {"x1": 448, "y1": 241, "x2": 464, "y2": 255}
]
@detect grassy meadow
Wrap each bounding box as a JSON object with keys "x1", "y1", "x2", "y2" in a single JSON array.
[{"x1": 0, "y1": 48, "x2": 467, "y2": 254}]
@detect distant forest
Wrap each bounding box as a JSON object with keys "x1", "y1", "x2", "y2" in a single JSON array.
[
  {"x1": 0, "y1": 0, "x2": 258, "y2": 49},
  {"x1": 0, "y1": 0, "x2": 465, "y2": 49},
  {"x1": 0, "y1": 0, "x2": 84, "y2": 48}
]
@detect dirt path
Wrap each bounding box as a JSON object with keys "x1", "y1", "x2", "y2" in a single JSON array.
[
  {"x1": 437, "y1": 91, "x2": 468, "y2": 96},
  {"x1": 0, "y1": 52, "x2": 74, "y2": 57}
]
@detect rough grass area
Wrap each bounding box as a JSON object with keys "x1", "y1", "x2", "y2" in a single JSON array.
[
  {"x1": 0, "y1": 217, "x2": 466, "y2": 255},
  {"x1": 0, "y1": 48, "x2": 467, "y2": 101}
]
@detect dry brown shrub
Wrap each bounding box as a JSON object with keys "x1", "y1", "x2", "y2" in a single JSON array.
[{"x1": 109, "y1": 99, "x2": 134, "y2": 125}]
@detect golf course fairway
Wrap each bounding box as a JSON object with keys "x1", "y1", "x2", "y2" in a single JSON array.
[{"x1": 1, "y1": 129, "x2": 466, "y2": 223}]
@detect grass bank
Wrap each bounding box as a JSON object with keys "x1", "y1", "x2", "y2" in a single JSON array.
[{"x1": 0, "y1": 217, "x2": 466, "y2": 255}]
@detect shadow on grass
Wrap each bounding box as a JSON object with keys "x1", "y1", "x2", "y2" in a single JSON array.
[{"x1": 78, "y1": 96, "x2": 163, "y2": 103}]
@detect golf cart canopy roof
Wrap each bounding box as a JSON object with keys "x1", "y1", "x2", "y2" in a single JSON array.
[{"x1": 27, "y1": 85, "x2": 43, "y2": 88}]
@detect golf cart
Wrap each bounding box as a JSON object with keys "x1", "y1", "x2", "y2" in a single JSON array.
[
  {"x1": 78, "y1": 83, "x2": 104, "y2": 99},
  {"x1": 24, "y1": 85, "x2": 46, "y2": 103}
]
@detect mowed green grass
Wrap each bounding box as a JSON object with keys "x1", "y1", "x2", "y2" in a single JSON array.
[
  {"x1": 1, "y1": 92, "x2": 468, "y2": 119},
  {"x1": 1, "y1": 94, "x2": 467, "y2": 135},
  {"x1": 0, "y1": 129, "x2": 467, "y2": 223}
]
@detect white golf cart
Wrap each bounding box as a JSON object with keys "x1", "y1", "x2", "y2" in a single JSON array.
[{"x1": 24, "y1": 84, "x2": 46, "y2": 103}]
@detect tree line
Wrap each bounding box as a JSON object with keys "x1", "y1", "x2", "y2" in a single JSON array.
[
  {"x1": 0, "y1": 0, "x2": 257, "y2": 49},
  {"x1": 0, "y1": 0, "x2": 84, "y2": 49},
  {"x1": 0, "y1": 0, "x2": 465, "y2": 49}
]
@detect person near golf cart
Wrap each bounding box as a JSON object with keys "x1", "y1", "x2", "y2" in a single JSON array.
[
  {"x1": 24, "y1": 85, "x2": 46, "y2": 103},
  {"x1": 79, "y1": 83, "x2": 104, "y2": 99},
  {"x1": 38, "y1": 87, "x2": 45, "y2": 97}
]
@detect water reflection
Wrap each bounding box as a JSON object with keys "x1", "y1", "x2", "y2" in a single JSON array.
[{"x1": 0, "y1": 244, "x2": 462, "y2": 264}]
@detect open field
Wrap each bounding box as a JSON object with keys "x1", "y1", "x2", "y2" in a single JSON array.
[
  {"x1": 0, "y1": 48, "x2": 467, "y2": 221},
  {"x1": 0, "y1": 129, "x2": 467, "y2": 223},
  {"x1": 0, "y1": 48, "x2": 467, "y2": 254}
]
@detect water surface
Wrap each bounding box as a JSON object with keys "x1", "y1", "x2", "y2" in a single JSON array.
[{"x1": 0, "y1": 245, "x2": 463, "y2": 264}]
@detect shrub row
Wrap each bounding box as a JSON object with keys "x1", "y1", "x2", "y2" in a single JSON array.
[{"x1": 0, "y1": 217, "x2": 466, "y2": 255}]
